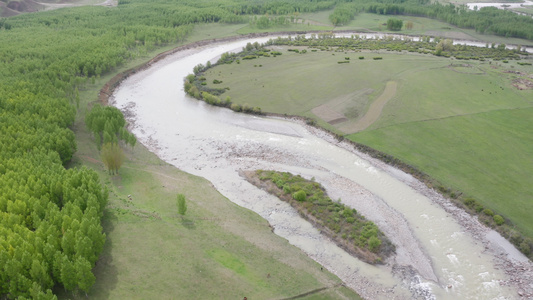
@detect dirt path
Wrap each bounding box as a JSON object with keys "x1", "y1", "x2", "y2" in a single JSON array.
[
  {"x1": 340, "y1": 81, "x2": 397, "y2": 133},
  {"x1": 35, "y1": 0, "x2": 116, "y2": 11}
]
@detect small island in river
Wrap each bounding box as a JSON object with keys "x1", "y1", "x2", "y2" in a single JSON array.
[{"x1": 244, "y1": 169, "x2": 395, "y2": 264}]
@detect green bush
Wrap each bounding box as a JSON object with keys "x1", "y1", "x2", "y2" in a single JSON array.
[
  {"x1": 230, "y1": 103, "x2": 242, "y2": 112},
  {"x1": 342, "y1": 208, "x2": 353, "y2": 218},
  {"x1": 494, "y1": 215, "x2": 505, "y2": 225},
  {"x1": 483, "y1": 208, "x2": 494, "y2": 216},
  {"x1": 368, "y1": 236, "x2": 382, "y2": 253},
  {"x1": 293, "y1": 190, "x2": 307, "y2": 202}
]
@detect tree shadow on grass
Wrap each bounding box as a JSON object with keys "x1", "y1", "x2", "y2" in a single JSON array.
[{"x1": 180, "y1": 217, "x2": 196, "y2": 230}]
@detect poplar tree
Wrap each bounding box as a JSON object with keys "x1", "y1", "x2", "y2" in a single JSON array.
[{"x1": 177, "y1": 194, "x2": 187, "y2": 216}]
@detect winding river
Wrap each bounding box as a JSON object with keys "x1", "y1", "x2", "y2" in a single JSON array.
[{"x1": 111, "y1": 36, "x2": 531, "y2": 299}]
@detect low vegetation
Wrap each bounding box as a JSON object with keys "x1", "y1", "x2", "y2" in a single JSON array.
[{"x1": 247, "y1": 170, "x2": 395, "y2": 264}]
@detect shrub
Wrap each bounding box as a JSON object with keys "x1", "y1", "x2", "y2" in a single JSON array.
[
  {"x1": 520, "y1": 241, "x2": 531, "y2": 255},
  {"x1": 230, "y1": 103, "x2": 242, "y2": 112},
  {"x1": 293, "y1": 190, "x2": 307, "y2": 202},
  {"x1": 483, "y1": 209, "x2": 494, "y2": 216},
  {"x1": 368, "y1": 236, "x2": 382, "y2": 253},
  {"x1": 342, "y1": 208, "x2": 353, "y2": 218},
  {"x1": 493, "y1": 215, "x2": 505, "y2": 225},
  {"x1": 373, "y1": 57, "x2": 383, "y2": 60},
  {"x1": 252, "y1": 107, "x2": 262, "y2": 114},
  {"x1": 359, "y1": 56, "x2": 364, "y2": 59},
  {"x1": 213, "y1": 79, "x2": 223, "y2": 84}
]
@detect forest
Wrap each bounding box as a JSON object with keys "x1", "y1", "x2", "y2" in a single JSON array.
[{"x1": 1, "y1": 0, "x2": 532, "y2": 298}]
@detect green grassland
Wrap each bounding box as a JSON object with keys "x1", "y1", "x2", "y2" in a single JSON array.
[
  {"x1": 514, "y1": 6, "x2": 533, "y2": 15},
  {"x1": 58, "y1": 26, "x2": 360, "y2": 299},
  {"x1": 201, "y1": 46, "x2": 533, "y2": 240}
]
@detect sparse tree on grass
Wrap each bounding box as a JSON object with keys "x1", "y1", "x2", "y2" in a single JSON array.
[{"x1": 177, "y1": 194, "x2": 187, "y2": 216}]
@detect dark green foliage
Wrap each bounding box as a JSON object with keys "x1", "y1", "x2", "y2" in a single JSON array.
[
  {"x1": 386, "y1": 18, "x2": 403, "y2": 31},
  {"x1": 329, "y1": 3, "x2": 358, "y2": 26},
  {"x1": 255, "y1": 170, "x2": 394, "y2": 260}
]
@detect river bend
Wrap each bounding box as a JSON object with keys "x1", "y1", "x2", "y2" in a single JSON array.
[{"x1": 111, "y1": 36, "x2": 530, "y2": 299}]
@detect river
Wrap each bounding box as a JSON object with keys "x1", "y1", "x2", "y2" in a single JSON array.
[{"x1": 111, "y1": 36, "x2": 531, "y2": 299}]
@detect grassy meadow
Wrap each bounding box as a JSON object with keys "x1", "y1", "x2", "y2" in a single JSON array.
[
  {"x1": 60, "y1": 25, "x2": 360, "y2": 299},
  {"x1": 201, "y1": 46, "x2": 533, "y2": 239}
]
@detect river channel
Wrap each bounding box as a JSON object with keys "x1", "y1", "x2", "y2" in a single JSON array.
[{"x1": 111, "y1": 36, "x2": 531, "y2": 299}]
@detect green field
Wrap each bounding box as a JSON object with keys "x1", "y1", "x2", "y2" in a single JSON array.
[
  {"x1": 201, "y1": 46, "x2": 533, "y2": 239},
  {"x1": 55, "y1": 26, "x2": 360, "y2": 299}
]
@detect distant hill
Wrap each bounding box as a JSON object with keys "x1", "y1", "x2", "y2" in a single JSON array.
[
  {"x1": 0, "y1": 0, "x2": 113, "y2": 17},
  {"x1": 0, "y1": 0, "x2": 43, "y2": 17}
]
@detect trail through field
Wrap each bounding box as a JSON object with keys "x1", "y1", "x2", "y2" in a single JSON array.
[{"x1": 340, "y1": 81, "x2": 397, "y2": 133}]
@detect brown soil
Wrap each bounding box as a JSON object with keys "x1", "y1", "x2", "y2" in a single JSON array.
[{"x1": 512, "y1": 78, "x2": 533, "y2": 90}]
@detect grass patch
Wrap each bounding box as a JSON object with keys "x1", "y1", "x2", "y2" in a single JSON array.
[{"x1": 350, "y1": 108, "x2": 533, "y2": 237}]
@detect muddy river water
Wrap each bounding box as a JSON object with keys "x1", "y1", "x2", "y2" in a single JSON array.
[{"x1": 111, "y1": 36, "x2": 532, "y2": 299}]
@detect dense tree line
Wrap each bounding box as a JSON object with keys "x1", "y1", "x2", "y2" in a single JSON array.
[
  {"x1": 332, "y1": 0, "x2": 533, "y2": 40},
  {"x1": 85, "y1": 105, "x2": 136, "y2": 149},
  {"x1": 329, "y1": 2, "x2": 358, "y2": 26}
]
